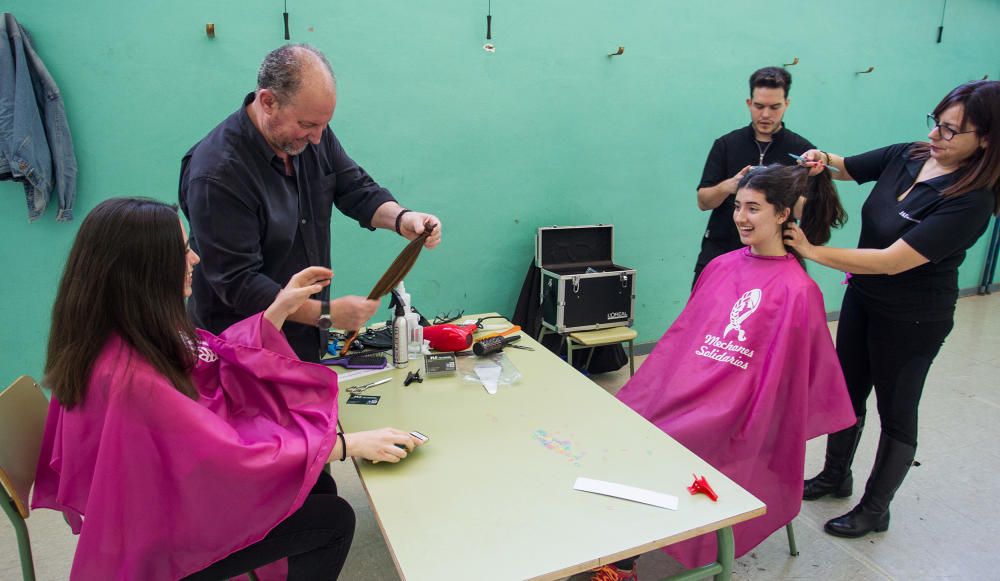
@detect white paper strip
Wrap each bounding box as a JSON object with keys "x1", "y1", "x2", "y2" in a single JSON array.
[{"x1": 573, "y1": 477, "x2": 679, "y2": 510}]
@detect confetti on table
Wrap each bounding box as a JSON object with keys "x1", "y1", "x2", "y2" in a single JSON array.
[{"x1": 533, "y1": 429, "x2": 585, "y2": 466}]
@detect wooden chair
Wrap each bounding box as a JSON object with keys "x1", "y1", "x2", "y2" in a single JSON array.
[
  {"x1": 539, "y1": 326, "x2": 639, "y2": 377},
  {"x1": 0, "y1": 376, "x2": 261, "y2": 581},
  {"x1": 0, "y1": 376, "x2": 49, "y2": 581}
]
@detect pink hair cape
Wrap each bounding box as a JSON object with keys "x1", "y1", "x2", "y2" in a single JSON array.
[
  {"x1": 617, "y1": 248, "x2": 855, "y2": 568},
  {"x1": 32, "y1": 313, "x2": 339, "y2": 580}
]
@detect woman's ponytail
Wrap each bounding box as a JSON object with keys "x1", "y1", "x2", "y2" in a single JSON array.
[{"x1": 799, "y1": 169, "x2": 847, "y2": 246}]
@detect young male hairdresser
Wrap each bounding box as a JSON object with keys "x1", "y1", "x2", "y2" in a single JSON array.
[{"x1": 692, "y1": 66, "x2": 815, "y2": 285}]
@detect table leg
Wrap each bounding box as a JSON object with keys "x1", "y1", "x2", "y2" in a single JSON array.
[
  {"x1": 657, "y1": 526, "x2": 732, "y2": 581},
  {"x1": 714, "y1": 526, "x2": 734, "y2": 580},
  {"x1": 785, "y1": 522, "x2": 799, "y2": 556}
]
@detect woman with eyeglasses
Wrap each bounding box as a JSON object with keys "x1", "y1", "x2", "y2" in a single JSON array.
[
  {"x1": 784, "y1": 80, "x2": 1000, "y2": 539},
  {"x1": 32, "y1": 197, "x2": 423, "y2": 579}
]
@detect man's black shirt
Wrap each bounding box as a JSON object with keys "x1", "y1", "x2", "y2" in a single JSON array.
[
  {"x1": 180, "y1": 92, "x2": 395, "y2": 361},
  {"x1": 695, "y1": 124, "x2": 814, "y2": 273}
]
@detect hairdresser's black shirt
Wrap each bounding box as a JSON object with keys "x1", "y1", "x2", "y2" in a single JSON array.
[
  {"x1": 180, "y1": 92, "x2": 396, "y2": 361},
  {"x1": 695, "y1": 124, "x2": 814, "y2": 272},
  {"x1": 844, "y1": 142, "x2": 994, "y2": 320}
]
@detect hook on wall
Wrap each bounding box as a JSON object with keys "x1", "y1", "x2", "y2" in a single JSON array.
[
  {"x1": 205, "y1": 23, "x2": 216, "y2": 38},
  {"x1": 783, "y1": 57, "x2": 799, "y2": 67},
  {"x1": 486, "y1": 0, "x2": 493, "y2": 40},
  {"x1": 856, "y1": 66, "x2": 875, "y2": 75},
  {"x1": 984, "y1": 74, "x2": 990, "y2": 80},
  {"x1": 608, "y1": 46, "x2": 624, "y2": 57},
  {"x1": 937, "y1": 0, "x2": 947, "y2": 43},
  {"x1": 283, "y1": 0, "x2": 290, "y2": 40}
]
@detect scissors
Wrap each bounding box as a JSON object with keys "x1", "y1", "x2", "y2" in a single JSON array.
[
  {"x1": 346, "y1": 377, "x2": 391, "y2": 394},
  {"x1": 788, "y1": 152, "x2": 840, "y2": 173}
]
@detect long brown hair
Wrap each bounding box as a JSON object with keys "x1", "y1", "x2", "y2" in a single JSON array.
[
  {"x1": 738, "y1": 164, "x2": 847, "y2": 247},
  {"x1": 910, "y1": 80, "x2": 1000, "y2": 212},
  {"x1": 45, "y1": 198, "x2": 199, "y2": 408}
]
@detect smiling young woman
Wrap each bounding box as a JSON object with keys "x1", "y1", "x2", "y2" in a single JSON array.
[
  {"x1": 734, "y1": 164, "x2": 845, "y2": 258},
  {"x1": 601, "y1": 164, "x2": 852, "y2": 576}
]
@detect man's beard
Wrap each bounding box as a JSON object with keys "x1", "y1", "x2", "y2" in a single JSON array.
[{"x1": 279, "y1": 140, "x2": 309, "y2": 156}]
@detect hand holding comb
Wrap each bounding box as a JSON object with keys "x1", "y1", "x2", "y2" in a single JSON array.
[{"x1": 339, "y1": 223, "x2": 437, "y2": 356}]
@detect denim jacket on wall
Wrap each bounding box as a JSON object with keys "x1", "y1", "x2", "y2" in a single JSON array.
[{"x1": 0, "y1": 13, "x2": 77, "y2": 222}]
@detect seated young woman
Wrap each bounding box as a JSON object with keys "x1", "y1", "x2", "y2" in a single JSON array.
[
  {"x1": 31, "y1": 197, "x2": 422, "y2": 580},
  {"x1": 592, "y1": 165, "x2": 855, "y2": 580}
]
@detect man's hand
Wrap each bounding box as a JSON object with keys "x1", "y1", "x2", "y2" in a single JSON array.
[
  {"x1": 331, "y1": 296, "x2": 381, "y2": 331},
  {"x1": 398, "y1": 211, "x2": 442, "y2": 248},
  {"x1": 729, "y1": 165, "x2": 753, "y2": 190},
  {"x1": 696, "y1": 165, "x2": 752, "y2": 211}
]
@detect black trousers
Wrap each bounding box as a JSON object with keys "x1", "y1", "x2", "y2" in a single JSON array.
[
  {"x1": 184, "y1": 471, "x2": 356, "y2": 581},
  {"x1": 836, "y1": 287, "x2": 954, "y2": 447}
]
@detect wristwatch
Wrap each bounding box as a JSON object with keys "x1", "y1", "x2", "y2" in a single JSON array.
[{"x1": 317, "y1": 300, "x2": 332, "y2": 330}]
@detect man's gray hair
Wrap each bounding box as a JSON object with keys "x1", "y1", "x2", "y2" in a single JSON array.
[{"x1": 257, "y1": 44, "x2": 335, "y2": 103}]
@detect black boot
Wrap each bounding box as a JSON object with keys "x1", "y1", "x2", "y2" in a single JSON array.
[
  {"x1": 824, "y1": 432, "x2": 916, "y2": 538},
  {"x1": 803, "y1": 416, "x2": 865, "y2": 500}
]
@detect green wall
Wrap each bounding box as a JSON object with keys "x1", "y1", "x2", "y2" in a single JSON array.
[{"x1": 2, "y1": 0, "x2": 999, "y2": 386}]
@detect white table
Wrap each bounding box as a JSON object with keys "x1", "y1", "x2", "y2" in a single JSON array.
[{"x1": 334, "y1": 316, "x2": 765, "y2": 580}]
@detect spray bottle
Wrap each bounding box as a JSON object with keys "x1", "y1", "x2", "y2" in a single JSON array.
[
  {"x1": 392, "y1": 301, "x2": 408, "y2": 368},
  {"x1": 395, "y1": 281, "x2": 422, "y2": 359}
]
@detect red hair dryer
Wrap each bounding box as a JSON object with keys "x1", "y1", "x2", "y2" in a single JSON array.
[{"x1": 422, "y1": 323, "x2": 478, "y2": 352}]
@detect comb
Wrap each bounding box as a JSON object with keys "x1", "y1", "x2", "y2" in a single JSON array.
[{"x1": 321, "y1": 353, "x2": 388, "y2": 369}]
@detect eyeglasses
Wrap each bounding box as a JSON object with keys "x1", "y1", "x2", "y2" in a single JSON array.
[
  {"x1": 432, "y1": 309, "x2": 465, "y2": 325},
  {"x1": 926, "y1": 113, "x2": 976, "y2": 141}
]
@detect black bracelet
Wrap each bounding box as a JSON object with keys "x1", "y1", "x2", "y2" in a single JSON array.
[
  {"x1": 394, "y1": 208, "x2": 412, "y2": 235},
  {"x1": 337, "y1": 432, "x2": 347, "y2": 461}
]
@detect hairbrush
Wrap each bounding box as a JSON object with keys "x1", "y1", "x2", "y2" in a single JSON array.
[{"x1": 321, "y1": 353, "x2": 388, "y2": 369}]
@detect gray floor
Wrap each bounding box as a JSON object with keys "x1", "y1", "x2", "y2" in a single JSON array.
[{"x1": 3, "y1": 294, "x2": 999, "y2": 580}]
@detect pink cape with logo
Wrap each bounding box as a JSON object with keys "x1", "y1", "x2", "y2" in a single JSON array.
[
  {"x1": 617, "y1": 248, "x2": 854, "y2": 568},
  {"x1": 32, "y1": 314, "x2": 339, "y2": 580}
]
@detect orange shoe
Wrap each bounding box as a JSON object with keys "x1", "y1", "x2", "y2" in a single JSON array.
[{"x1": 590, "y1": 563, "x2": 637, "y2": 581}]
